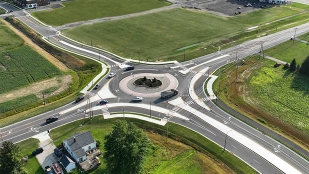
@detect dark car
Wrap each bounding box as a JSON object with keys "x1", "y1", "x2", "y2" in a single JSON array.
[
  {"x1": 46, "y1": 116, "x2": 58, "y2": 124},
  {"x1": 125, "y1": 66, "x2": 135, "y2": 71},
  {"x1": 99, "y1": 100, "x2": 108, "y2": 105},
  {"x1": 32, "y1": 147, "x2": 43, "y2": 156},
  {"x1": 75, "y1": 96, "x2": 84, "y2": 103},
  {"x1": 54, "y1": 148, "x2": 62, "y2": 158},
  {"x1": 93, "y1": 84, "x2": 100, "y2": 90}
]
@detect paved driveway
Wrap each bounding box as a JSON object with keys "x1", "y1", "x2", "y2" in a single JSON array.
[{"x1": 32, "y1": 132, "x2": 58, "y2": 170}]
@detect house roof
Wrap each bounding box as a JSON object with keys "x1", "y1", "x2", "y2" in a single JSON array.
[
  {"x1": 59, "y1": 155, "x2": 75, "y2": 168},
  {"x1": 63, "y1": 131, "x2": 95, "y2": 152},
  {"x1": 74, "y1": 148, "x2": 85, "y2": 158}
]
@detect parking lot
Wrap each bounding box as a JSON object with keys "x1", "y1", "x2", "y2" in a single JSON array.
[{"x1": 175, "y1": 0, "x2": 278, "y2": 16}]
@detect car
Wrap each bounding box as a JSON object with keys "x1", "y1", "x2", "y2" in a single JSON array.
[
  {"x1": 46, "y1": 116, "x2": 58, "y2": 124},
  {"x1": 132, "y1": 97, "x2": 143, "y2": 102},
  {"x1": 99, "y1": 100, "x2": 108, "y2": 105},
  {"x1": 54, "y1": 148, "x2": 62, "y2": 158},
  {"x1": 237, "y1": 7, "x2": 241, "y2": 9},
  {"x1": 75, "y1": 96, "x2": 84, "y2": 103},
  {"x1": 125, "y1": 66, "x2": 135, "y2": 71},
  {"x1": 108, "y1": 73, "x2": 116, "y2": 78},
  {"x1": 244, "y1": 4, "x2": 248, "y2": 7},
  {"x1": 93, "y1": 84, "x2": 100, "y2": 90},
  {"x1": 32, "y1": 147, "x2": 43, "y2": 156}
]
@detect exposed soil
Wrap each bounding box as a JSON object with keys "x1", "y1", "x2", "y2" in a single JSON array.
[{"x1": 0, "y1": 75, "x2": 72, "y2": 103}]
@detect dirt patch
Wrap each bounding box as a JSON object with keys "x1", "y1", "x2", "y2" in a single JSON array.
[
  {"x1": 0, "y1": 75, "x2": 72, "y2": 103},
  {"x1": 1, "y1": 19, "x2": 68, "y2": 72}
]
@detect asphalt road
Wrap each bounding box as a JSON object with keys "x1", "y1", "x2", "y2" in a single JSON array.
[{"x1": 1, "y1": 4, "x2": 309, "y2": 173}]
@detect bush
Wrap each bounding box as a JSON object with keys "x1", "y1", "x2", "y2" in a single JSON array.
[
  {"x1": 290, "y1": 58, "x2": 296, "y2": 71},
  {"x1": 283, "y1": 63, "x2": 290, "y2": 69}
]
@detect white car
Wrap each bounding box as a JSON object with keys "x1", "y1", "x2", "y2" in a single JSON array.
[
  {"x1": 108, "y1": 73, "x2": 116, "y2": 78},
  {"x1": 132, "y1": 97, "x2": 143, "y2": 102}
]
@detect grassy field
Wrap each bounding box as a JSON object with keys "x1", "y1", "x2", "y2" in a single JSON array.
[
  {"x1": 64, "y1": 4, "x2": 309, "y2": 62},
  {"x1": 16, "y1": 138, "x2": 45, "y2": 174},
  {"x1": 0, "y1": 8, "x2": 6, "y2": 14},
  {"x1": 0, "y1": 95, "x2": 39, "y2": 117},
  {"x1": 0, "y1": 46, "x2": 62, "y2": 94},
  {"x1": 213, "y1": 56, "x2": 309, "y2": 151},
  {"x1": 264, "y1": 39, "x2": 309, "y2": 64},
  {"x1": 32, "y1": 0, "x2": 170, "y2": 26},
  {"x1": 0, "y1": 21, "x2": 23, "y2": 51},
  {"x1": 49, "y1": 117, "x2": 255, "y2": 174}
]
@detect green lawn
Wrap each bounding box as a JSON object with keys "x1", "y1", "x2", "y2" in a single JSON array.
[
  {"x1": 0, "y1": 8, "x2": 6, "y2": 14},
  {"x1": 264, "y1": 39, "x2": 309, "y2": 64},
  {"x1": 17, "y1": 139, "x2": 45, "y2": 174},
  {"x1": 49, "y1": 117, "x2": 256, "y2": 174},
  {"x1": 64, "y1": 4, "x2": 309, "y2": 62},
  {"x1": 32, "y1": 0, "x2": 171, "y2": 26}
]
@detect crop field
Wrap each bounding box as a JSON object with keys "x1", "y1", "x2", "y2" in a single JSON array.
[
  {"x1": 0, "y1": 95, "x2": 39, "y2": 117},
  {"x1": 0, "y1": 21, "x2": 23, "y2": 52},
  {"x1": 64, "y1": 4, "x2": 309, "y2": 62},
  {"x1": 249, "y1": 65, "x2": 309, "y2": 134},
  {"x1": 0, "y1": 46, "x2": 61, "y2": 94},
  {"x1": 264, "y1": 38, "x2": 309, "y2": 64},
  {"x1": 32, "y1": 0, "x2": 170, "y2": 26},
  {"x1": 213, "y1": 57, "x2": 309, "y2": 148}
]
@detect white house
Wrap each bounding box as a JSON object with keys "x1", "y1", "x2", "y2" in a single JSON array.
[
  {"x1": 62, "y1": 131, "x2": 96, "y2": 163},
  {"x1": 59, "y1": 155, "x2": 76, "y2": 173}
]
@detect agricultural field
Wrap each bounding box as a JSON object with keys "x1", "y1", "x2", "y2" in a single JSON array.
[
  {"x1": 32, "y1": 0, "x2": 171, "y2": 26},
  {"x1": 48, "y1": 118, "x2": 255, "y2": 174},
  {"x1": 264, "y1": 35, "x2": 309, "y2": 64},
  {"x1": 0, "y1": 21, "x2": 23, "y2": 52},
  {"x1": 64, "y1": 4, "x2": 309, "y2": 62},
  {"x1": 213, "y1": 57, "x2": 309, "y2": 150},
  {"x1": 0, "y1": 46, "x2": 62, "y2": 94}
]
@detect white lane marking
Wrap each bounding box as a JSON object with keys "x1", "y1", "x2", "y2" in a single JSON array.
[
  {"x1": 231, "y1": 145, "x2": 237, "y2": 149},
  {"x1": 253, "y1": 159, "x2": 260, "y2": 164}
]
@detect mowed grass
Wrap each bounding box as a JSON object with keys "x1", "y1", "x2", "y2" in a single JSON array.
[
  {"x1": 0, "y1": 95, "x2": 39, "y2": 116},
  {"x1": 264, "y1": 39, "x2": 309, "y2": 64},
  {"x1": 0, "y1": 46, "x2": 62, "y2": 94},
  {"x1": 32, "y1": 0, "x2": 170, "y2": 26},
  {"x1": 49, "y1": 117, "x2": 254, "y2": 174},
  {"x1": 65, "y1": 4, "x2": 308, "y2": 62},
  {"x1": 16, "y1": 138, "x2": 45, "y2": 174}
]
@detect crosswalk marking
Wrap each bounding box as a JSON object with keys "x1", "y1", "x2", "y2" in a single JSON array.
[
  {"x1": 172, "y1": 107, "x2": 180, "y2": 112},
  {"x1": 186, "y1": 101, "x2": 194, "y2": 105}
]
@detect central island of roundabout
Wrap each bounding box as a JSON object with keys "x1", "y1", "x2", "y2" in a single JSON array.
[{"x1": 118, "y1": 73, "x2": 178, "y2": 98}]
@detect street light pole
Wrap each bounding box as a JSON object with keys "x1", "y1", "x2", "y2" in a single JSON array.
[
  {"x1": 223, "y1": 130, "x2": 233, "y2": 152},
  {"x1": 123, "y1": 106, "x2": 125, "y2": 118},
  {"x1": 293, "y1": 28, "x2": 298, "y2": 44}
]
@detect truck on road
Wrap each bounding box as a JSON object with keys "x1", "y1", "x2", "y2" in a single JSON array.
[{"x1": 161, "y1": 89, "x2": 178, "y2": 99}]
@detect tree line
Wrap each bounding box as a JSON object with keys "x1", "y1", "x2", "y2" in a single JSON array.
[{"x1": 283, "y1": 55, "x2": 309, "y2": 76}]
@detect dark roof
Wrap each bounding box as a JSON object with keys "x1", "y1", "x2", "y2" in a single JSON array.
[
  {"x1": 74, "y1": 148, "x2": 85, "y2": 158},
  {"x1": 64, "y1": 131, "x2": 95, "y2": 152},
  {"x1": 59, "y1": 155, "x2": 74, "y2": 167}
]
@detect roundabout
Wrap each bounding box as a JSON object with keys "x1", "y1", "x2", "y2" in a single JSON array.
[{"x1": 118, "y1": 73, "x2": 178, "y2": 98}]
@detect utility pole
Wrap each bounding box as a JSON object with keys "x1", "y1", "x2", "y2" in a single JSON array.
[
  {"x1": 236, "y1": 51, "x2": 238, "y2": 80},
  {"x1": 91, "y1": 39, "x2": 92, "y2": 46},
  {"x1": 293, "y1": 28, "x2": 297, "y2": 44},
  {"x1": 123, "y1": 106, "x2": 125, "y2": 118},
  {"x1": 149, "y1": 102, "x2": 151, "y2": 118},
  {"x1": 42, "y1": 92, "x2": 45, "y2": 105},
  {"x1": 261, "y1": 42, "x2": 265, "y2": 59}
]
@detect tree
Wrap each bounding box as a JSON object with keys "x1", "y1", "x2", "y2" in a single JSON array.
[
  {"x1": 290, "y1": 58, "x2": 297, "y2": 71},
  {"x1": 300, "y1": 56, "x2": 309, "y2": 76},
  {"x1": 104, "y1": 120, "x2": 152, "y2": 174},
  {"x1": 0, "y1": 141, "x2": 24, "y2": 174},
  {"x1": 296, "y1": 64, "x2": 300, "y2": 72},
  {"x1": 283, "y1": 63, "x2": 290, "y2": 69}
]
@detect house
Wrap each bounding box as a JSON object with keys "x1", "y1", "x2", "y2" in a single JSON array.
[
  {"x1": 59, "y1": 155, "x2": 75, "y2": 173},
  {"x1": 62, "y1": 131, "x2": 96, "y2": 163},
  {"x1": 13, "y1": 0, "x2": 49, "y2": 8}
]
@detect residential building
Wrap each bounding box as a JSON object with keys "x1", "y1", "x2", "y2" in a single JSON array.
[
  {"x1": 59, "y1": 155, "x2": 76, "y2": 173},
  {"x1": 62, "y1": 131, "x2": 96, "y2": 163},
  {"x1": 13, "y1": 0, "x2": 49, "y2": 8}
]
